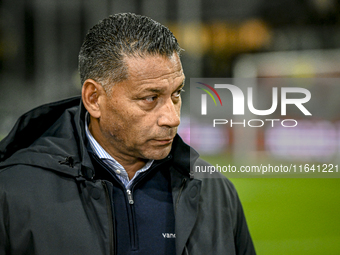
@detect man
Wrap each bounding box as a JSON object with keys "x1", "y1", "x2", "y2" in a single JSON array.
[{"x1": 0, "y1": 13, "x2": 255, "y2": 255}]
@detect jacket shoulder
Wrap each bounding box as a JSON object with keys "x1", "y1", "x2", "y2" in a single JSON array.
[{"x1": 188, "y1": 157, "x2": 256, "y2": 254}]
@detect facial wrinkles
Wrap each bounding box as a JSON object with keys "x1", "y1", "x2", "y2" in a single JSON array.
[
  {"x1": 126, "y1": 57, "x2": 183, "y2": 114},
  {"x1": 99, "y1": 54, "x2": 183, "y2": 161},
  {"x1": 128, "y1": 55, "x2": 182, "y2": 83}
]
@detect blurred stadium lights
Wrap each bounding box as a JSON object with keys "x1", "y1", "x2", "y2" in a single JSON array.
[
  {"x1": 230, "y1": 49, "x2": 340, "y2": 163},
  {"x1": 169, "y1": 18, "x2": 271, "y2": 55},
  {"x1": 266, "y1": 120, "x2": 338, "y2": 161}
]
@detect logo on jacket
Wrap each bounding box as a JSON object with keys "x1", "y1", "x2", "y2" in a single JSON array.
[{"x1": 162, "y1": 233, "x2": 176, "y2": 238}]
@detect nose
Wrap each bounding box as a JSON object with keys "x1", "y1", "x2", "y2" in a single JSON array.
[{"x1": 158, "y1": 98, "x2": 181, "y2": 128}]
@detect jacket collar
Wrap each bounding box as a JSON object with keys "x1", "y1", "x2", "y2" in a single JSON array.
[
  {"x1": 168, "y1": 135, "x2": 202, "y2": 255},
  {"x1": 169, "y1": 134, "x2": 199, "y2": 178},
  {"x1": 169, "y1": 139, "x2": 202, "y2": 255}
]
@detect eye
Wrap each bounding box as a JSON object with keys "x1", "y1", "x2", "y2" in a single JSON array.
[
  {"x1": 144, "y1": 95, "x2": 158, "y2": 102},
  {"x1": 173, "y1": 88, "x2": 185, "y2": 98}
]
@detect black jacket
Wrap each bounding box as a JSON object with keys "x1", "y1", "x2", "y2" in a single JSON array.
[{"x1": 0, "y1": 97, "x2": 255, "y2": 255}]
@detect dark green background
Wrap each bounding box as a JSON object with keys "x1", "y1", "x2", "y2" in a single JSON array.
[{"x1": 203, "y1": 155, "x2": 340, "y2": 254}]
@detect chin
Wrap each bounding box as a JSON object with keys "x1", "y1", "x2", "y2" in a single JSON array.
[{"x1": 144, "y1": 147, "x2": 172, "y2": 160}]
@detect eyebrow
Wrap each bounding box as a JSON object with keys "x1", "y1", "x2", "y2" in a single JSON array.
[
  {"x1": 176, "y1": 79, "x2": 186, "y2": 90},
  {"x1": 143, "y1": 88, "x2": 165, "y2": 93},
  {"x1": 140, "y1": 79, "x2": 185, "y2": 94}
]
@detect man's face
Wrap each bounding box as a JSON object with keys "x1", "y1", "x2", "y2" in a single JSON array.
[{"x1": 95, "y1": 53, "x2": 185, "y2": 163}]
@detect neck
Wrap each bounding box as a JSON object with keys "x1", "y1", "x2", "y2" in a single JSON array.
[{"x1": 124, "y1": 160, "x2": 149, "y2": 179}]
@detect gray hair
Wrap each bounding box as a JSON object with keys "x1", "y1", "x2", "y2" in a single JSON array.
[{"x1": 78, "y1": 13, "x2": 182, "y2": 92}]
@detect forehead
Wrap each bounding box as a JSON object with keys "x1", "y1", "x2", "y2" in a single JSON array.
[{"x1": 123, "y1": 53, "x2": 184, "y2": 89}]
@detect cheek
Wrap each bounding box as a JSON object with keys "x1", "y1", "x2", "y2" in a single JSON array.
[
  {"x1": 103, "y1": 101, "x2": 162, "y2": 140},
  {"x1": 99, "y1": 108, "x2": 126, "y2": 138},
  {"x1": 104, "y1": 110, "x2": 144, "y2": 139}
]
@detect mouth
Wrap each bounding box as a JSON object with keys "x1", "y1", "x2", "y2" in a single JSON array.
[{"x1": 152, "y1": 137, "x2": 174, "y2": 145}]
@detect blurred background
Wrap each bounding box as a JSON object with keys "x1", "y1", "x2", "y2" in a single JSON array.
[{"x1": 1, "y1": 0, "x2": 340, "y2": 254}]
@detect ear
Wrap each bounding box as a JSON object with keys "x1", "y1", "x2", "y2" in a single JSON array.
[{"x1": 82, "y1": 79, "x2": 105, "y2": 119}]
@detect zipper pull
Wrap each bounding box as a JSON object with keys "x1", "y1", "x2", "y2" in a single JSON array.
[{"x1": 126, "y1": 189, "x2": 134, "y2": 204}]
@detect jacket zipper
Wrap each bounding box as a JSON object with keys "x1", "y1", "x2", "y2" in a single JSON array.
[
  {"x1": 124, "y1": 158, "x2": 173, "y2": 250},
  {"x1": 102, "y1": 181, "x2": 116, "y2": 255},
  {"x1": 92, "y1": 153, "x2": 172, "y2": 252},
  {"x1": 126, "y1": 188, "x2": 138, "y2": 250},
  {"x1": 91, "y1": 154, "x2": 137, "y2": 250},
  {"x1": 126, "y1": 189, "x2": 134, "y2": 204}
]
